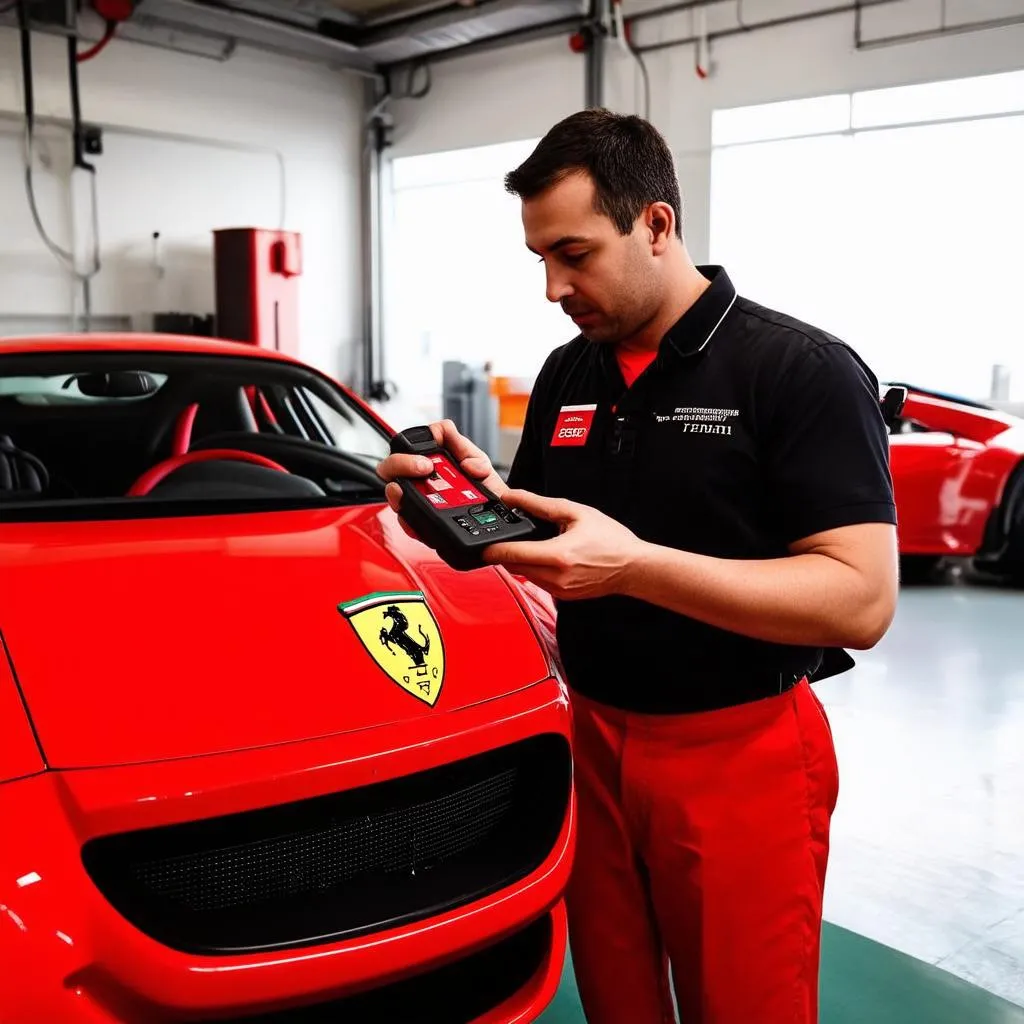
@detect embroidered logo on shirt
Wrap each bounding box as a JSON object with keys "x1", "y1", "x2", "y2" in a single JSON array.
[
  {"x1": 551, "y1": 404, "x2": 598, "y2": 446},
  {"x1": 654, "y1": 406, "x2": 739, "y2": 436}
]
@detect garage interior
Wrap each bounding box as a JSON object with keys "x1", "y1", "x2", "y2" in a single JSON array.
[{"x1": 2, "y1": 1, "x2": 1023, "y2": 1022}]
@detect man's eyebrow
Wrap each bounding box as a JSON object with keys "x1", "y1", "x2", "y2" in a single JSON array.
[{"x1": 526, "y1": 235, "x2": 591, "y2": 255}]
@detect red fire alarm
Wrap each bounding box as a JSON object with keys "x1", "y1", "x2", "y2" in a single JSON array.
[{"x1": 91, "y1": 0, "x2": 135, "y2": 20}]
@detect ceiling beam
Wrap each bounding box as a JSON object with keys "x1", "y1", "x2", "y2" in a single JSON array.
[
  {"x1": 358, "y1": 0, "x2": 578, "y2": 47},
  {"x1": 135, "y1": 0, "x2": 382, "y2": 74}
]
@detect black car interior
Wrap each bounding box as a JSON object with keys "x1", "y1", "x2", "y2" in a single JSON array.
[{"x1": 0, "y1": 352, "x2": 388, "y2": 516}]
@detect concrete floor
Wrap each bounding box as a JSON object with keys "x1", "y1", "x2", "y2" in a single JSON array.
[
  {"x1": 539, "y1": 575, "x2": 1024, "y2": 1021},
  {"x1": 821, "y1": 575, "x2": 1024, "y2": 1007}
]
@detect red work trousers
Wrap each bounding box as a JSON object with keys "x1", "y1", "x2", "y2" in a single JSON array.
[{"x1": 564, "y1": 679, "x2": 839, "y2": 1024}]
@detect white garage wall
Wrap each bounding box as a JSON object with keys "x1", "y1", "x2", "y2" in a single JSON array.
[
  {"x1": 390, "y1": 0, "x2": 1024, "y2": 263},
  {"x1": 0, "y1": 28, "x2": 364, "y2": 380},
  {"x1": 386, "y1": 1, "x2": 1024, "y2": 395}
]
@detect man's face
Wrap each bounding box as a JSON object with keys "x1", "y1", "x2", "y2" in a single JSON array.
[{"x1": 522, "y1": 171, "x2": 663, "y2": 344}]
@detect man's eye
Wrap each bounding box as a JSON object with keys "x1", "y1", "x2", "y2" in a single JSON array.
[{"x1": 563, "y1": 252, "x2": 588, "y2": 264}]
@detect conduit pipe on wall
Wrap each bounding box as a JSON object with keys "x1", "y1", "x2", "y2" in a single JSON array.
[
  {"x1": 0, "y1": 111, "x2": 288, "y2": 232},
  {"x1": 625, "y1": 0, "x2": 1024, "y2": 55},
  {"x1": 629, "y1": 0, "x2": 895, "y2": 55}
]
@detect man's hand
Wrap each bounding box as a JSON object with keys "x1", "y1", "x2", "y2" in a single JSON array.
[
  {"x1": 482, "y1": 489, "x2": 644, "y2": 601},
  {"x1": 376, "y1": 419, "x2": 506, "y2": 523}
]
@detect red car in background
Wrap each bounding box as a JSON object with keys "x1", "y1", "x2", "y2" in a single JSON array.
[
  {"x1": 887, "y1": 384, "x2": 1024, "y2": 583},
  {"x1": 0, "y1": 335, "x2": 574, "y2": 1023}
]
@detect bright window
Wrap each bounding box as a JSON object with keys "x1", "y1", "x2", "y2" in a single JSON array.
[
  {"x1": 710, "y1": 71, "x2": 1024, "y2": 400},
  {"x1": 382, "y1": 140, "x2": 572, "y2": 424}
]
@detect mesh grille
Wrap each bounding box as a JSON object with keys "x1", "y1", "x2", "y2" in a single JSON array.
[
  {"x1": 133, "y1": 768, "x2": 517, "y2": 913},
  {"x1": 82, "y1": 734, "x2": 571, "y2": 955}
]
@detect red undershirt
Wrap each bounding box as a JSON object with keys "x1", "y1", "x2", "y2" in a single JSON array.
[{"x1": 616, "y1": 346, "x2": 658, "y2": 388}]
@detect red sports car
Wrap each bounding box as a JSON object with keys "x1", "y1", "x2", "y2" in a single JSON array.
[
  {"x1": 888, "y1": 384, "x2": 1024, "y2": 582},
  {"x1": 0, "y1": 334, "x2": 574, "y2": 1023}
]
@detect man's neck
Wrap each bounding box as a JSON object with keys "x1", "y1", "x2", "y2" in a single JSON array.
[{"x1": 618, "y1": 263, "x2": 712, "y2": 355}]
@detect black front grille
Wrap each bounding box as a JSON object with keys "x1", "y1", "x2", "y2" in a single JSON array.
[
  {"x1": 132, "y1": 765, "x2": 520, "y2": 915},
  {"x1": 204, "y1": 913, "x2": 554, "y2": 1024},
  {"x1": 82, "y1": 735, "x2": 571, "y2": 955}
]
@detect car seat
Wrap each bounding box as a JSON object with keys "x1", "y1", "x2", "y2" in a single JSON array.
[{"x1": 0, "y1": 435, "x2": 49, "y2": 499}]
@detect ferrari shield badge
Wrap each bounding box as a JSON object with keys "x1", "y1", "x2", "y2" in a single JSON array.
[{"x1": 338, "y1": 591, "x2": 445, "y2": 706}]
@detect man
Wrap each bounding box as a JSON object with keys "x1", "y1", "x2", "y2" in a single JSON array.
[{"x1": 377, "y1": 109, "x2": 898, "y2": 1024}]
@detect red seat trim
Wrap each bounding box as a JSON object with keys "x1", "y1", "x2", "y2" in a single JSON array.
[{"x1": 172, "y1": 404, "x2": 199, "y2": 456}]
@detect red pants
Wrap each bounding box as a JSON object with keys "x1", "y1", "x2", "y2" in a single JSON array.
[{"x1": 565, "y1": 679, "x2": 839, "y2": 1024}]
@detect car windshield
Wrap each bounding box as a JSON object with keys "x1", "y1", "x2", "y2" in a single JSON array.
[{"x1": 0, "y1": 348, "x2": 391, "y2": 522}]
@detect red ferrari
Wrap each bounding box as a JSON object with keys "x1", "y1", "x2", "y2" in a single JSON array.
[
  {"x1": 888, "y1": 383, "x2": 1024, "y2": 583},
  {"x1": 0, "y1": 335, "x2": 574, "y2": 1023}
]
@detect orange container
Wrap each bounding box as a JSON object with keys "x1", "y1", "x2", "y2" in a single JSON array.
[{"x1": 491, "y1": 376, "x2": 534, "y2": 429}]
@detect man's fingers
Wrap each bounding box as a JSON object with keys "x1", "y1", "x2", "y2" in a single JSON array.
[
  {"x1": 384, "y1": 482, "x2": 403, "y2": 512},
  {"x1": 376, "y1": 452, "x2": 435, "y2": 483},
  {"x1": 488, "y1": 561, "x2": 568, "y2": 599},
  {"x1": 438, "y1": 419, "x2": 491, "y2": 466},
  {"x1": 461, "y1": 455, "x2": 492, "y2": 476},
  {"x1": 461, "y1": 456, "x2": 505, "y2": 491},
  {"x1": 502, "y1": 488, "x2": 576, "y2": 524},
  {"x1": 482, "y1": 539, "x2": 564, "y2": 568}
]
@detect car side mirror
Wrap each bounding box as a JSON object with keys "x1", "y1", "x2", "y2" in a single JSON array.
[{"x1": 880, "y1": 386, "x2": 908, "y2": 427}]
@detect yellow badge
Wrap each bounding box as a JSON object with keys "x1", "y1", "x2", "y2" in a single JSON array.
[{"x1": 338, "y1": 591, "x2": 445, "y2": 706}]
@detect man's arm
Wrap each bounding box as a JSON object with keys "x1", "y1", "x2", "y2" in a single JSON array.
[
  {"x1": 482, "y1": 493, "x2": 897, "y2": 649},
  {"x1": 624, "y1": 521, "x2": 898, "y2": 649},
  {"x1": 484, "y1": 338, "x2": 900, "y2": 650}
]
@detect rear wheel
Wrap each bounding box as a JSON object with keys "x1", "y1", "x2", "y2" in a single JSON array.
[
  {"x1": 972, "y1": 459, "x2": 1024, "y2": 585},
  {"x1": 899, "y1": 555, "x2": 943, "y2": 585},
  {"x1": 1004, "y1": 487, "x2": 1024, "y2": 585}
]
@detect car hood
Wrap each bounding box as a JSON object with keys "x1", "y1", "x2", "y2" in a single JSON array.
[{"x1": 0, "y1": 505, "x2": 549, "y2": 769}]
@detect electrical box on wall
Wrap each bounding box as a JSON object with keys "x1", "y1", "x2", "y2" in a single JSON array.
[{"x1": 213, "y1": 228, "x2": 302, "y2": 357}]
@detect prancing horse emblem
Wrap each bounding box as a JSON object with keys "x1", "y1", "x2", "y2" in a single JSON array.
[
  {"x1": 338, "y1": 591, "x2": 446, "y2": 706},
  {"x1": 379, "y1": 605, "x2": 430, "y2": 668}
]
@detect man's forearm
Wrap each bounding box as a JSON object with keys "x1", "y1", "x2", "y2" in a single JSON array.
[{"x1": 622, "y1": 540, "x2": 894, "y2": 650}]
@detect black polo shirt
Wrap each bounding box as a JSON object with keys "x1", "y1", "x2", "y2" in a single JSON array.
[{"x1": 507, "y1": 265, "x2": 896, "y2": 714}]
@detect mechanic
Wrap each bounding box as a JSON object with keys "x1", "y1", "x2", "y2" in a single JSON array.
[{"x1": 377, "y1": 109, "x2": 899, "y2": 1024}]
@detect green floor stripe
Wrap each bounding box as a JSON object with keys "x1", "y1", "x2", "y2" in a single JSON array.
[
  {"x1": 820, "y1": 924, "x2": 1024, "y2": 1024},
  {"x1": 538, "y1": 923, "x2": 1024, "y2": 1023}
]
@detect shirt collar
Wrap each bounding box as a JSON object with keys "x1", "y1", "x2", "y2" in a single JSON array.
[
  {"x1": 595, "y1": 265, "x2": 739, "y2": 393},
  {"x1": 662, "y1": 265, "x2": 738, "y2": 358}
]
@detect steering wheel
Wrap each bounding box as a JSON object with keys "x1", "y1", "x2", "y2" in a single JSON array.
[
  {"x1": 187, "y1": 431, "x2": 385, "y2": 492},
  {"x1": 127, "y1": 449, "x2": 289, "y2": 497}
]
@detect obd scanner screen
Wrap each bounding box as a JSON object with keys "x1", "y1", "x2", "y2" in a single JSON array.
[{"x1": 391, "y1": 427, "x2": 537, "y2": 570}]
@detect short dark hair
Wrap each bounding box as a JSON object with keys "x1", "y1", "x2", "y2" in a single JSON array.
[{"x1": 504, "y1": 108, "x2": 683, "y2": 238}]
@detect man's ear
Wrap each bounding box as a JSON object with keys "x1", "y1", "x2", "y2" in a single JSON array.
[{"x1": 646, "y1": 201, "x2": 676, "y2": 254}]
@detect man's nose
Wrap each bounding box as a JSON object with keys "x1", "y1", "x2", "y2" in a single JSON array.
[{"x1": 546, "y1": 268, "x2": 574, "y2": 304}]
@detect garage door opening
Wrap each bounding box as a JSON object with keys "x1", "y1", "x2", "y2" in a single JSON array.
[
  {"x1": 709, "y1": 69, "x2": 1024, "y2": 403},
  {"x1": 382, "y1": 138, "x2": 572, "y2": 426}
]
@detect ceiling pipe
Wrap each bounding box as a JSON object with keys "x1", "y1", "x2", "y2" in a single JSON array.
[
  {"x1": 628, "y1": 0, "x2": 894, "y2": 24},
  {"x1": 855, "y1": 12, "x2": 1024, "y2": 50},
  {"x1": 632, "y1": 0, "x2": 906, "y2": 55}
]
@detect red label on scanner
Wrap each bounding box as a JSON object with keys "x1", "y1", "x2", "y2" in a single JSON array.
[
  {"x1": 412, "y1": 454, "x2": 485, "y2": 510},
  {"x1": 551, "y1": 404, "x2": 597, "y2": 447}
]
